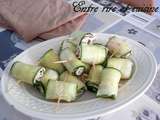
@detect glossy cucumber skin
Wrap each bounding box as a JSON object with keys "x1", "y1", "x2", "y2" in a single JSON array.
[
  {"x1": 10, "y1": 62, "x2": 42, "y2": 85},
  {"x1": 97, "y1": 68, "x2": 121, "y2": 99},
  {"x1": 60, "y1": 71, "x2": 86, "y2": 93},
  {"x1": 46, "y1": 80, "x2": 77, "y2": 102},
  {"x1": 80, "y1": 44, "x2": 107, "y2": 65},
  {"x1": 107, "y1": 58, "x2": 133, "y2": 79},
  {"x1": 60, "y1": 48, "x2": 87, "y2": 75},
  {"x1": 39, "y1": 49, "x2": 65, "y2": 74}
]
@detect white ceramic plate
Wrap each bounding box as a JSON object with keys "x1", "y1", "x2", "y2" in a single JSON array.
[{"x1": 1, "y1": 34, "x2": 157, "y2": 120}]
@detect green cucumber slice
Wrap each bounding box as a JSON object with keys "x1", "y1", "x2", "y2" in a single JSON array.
[
  {"x1": 10, "y1": 61, "x2": 46, "y2": 85},
  {"x1": 80, "y1": 44, "x2": 108, "y2": 64},
  {"x1": 39, "y1": 49, "x2": 65, "y2": 74},
  {"x1": 107, "y1": 58, "x2": 133, "y2": 79},
  {"x1": 46, "y1": 80, "x2": 77, "y2": 102},
  {"x1": 60, "y1": 48, "x2": 87, "y2": 76},
  {"x1": 60, "y1": 40, "x2": 77, "y2": 52},
  {"x1": 106, "y1": 36, "x2": 131, "y2": 58},
  {"x1": 97, "y1": 68, "x2": 121, "y2": 99}
]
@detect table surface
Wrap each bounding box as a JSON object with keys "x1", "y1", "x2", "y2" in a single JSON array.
[{"x1": 0, "y1": 0, "x2": 160, "y2": 120}]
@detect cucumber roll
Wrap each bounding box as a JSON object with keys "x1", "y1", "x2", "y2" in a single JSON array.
[
  {"x1": 60, "y1": 40, "x2": 77, "y2": 52},
  {"x1": 79, "y1": 44, "x2": 108, "y2": 65},
  {"x1": 39, "y1": 49, "x2": 65, "y2": 74},
  {"x1": 79, "y1": 33, "x2": 96, "y2": 45},
  {"x1": 69, "y1": 31, "x2": 87, "y2": 44},
  {"x1": 106, "y1": 36, "x2": 131, "y2": 58},
  {"x1": 60, "y1": 71, "x2": 86, "y2": 95},
  {"x1": 70, "y1": 31, "x2": 95, "y2": 45},
  {"x1": 46, "y1": 80, "x2": 77, "y2": 102},
  {"x1": 60, "y1": 48, "x2": 87, "y2": 76},
  {"x1": 10, "y1": 61, "x2": 46, "y2": 85},
  {"x1": 97, "y1": 68, "x2": 121, "y2": 99},
  {"x1": 41, "y1": 69, "x2": 59, "y2": 90},
  {"x1": 86, "y1": 65, "x2": 103, "y2": 93},
  {"x1": 107, "y1": 58, "x2": 133, "y2": 79}
]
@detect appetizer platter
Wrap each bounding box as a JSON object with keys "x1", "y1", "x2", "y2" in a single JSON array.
[
  {"x1": 10, "y1": 32, "x2": 134, "y2": 101},
  {"x1": 1, "y1": 32, "x2": 157, "y2": 120}
]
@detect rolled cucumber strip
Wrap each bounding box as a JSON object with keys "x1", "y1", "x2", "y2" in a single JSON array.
[
  {"x1": 107, "y1": 58, "x2": 133, "y2": 79},
  {"x1": 60, "y1": 40, "x2": 77, "y2": 52},
  {"x1": 41, "y1": 69, "x2": 59, "y2": 89},
  {"x1": 79, "y1": 44, "x2": 108, "y2": 65},
  {"x1": 46, "y1": 80, "x2": 77, "y2": 102},
  {"x1": 97, "y1": 68, "x2": 121, "y2": 99},
  {"x1": 106, "y1": 36, "x2": 131, "y2": 58},
  {"x1": 60, "y1": 71, "x2": 86, "y2": 95},
  {"x1": 10, "y1": 61, "x2": 46, "y2": 85},
  {"x1": 39, "y1": 49, "x2": 65, "y2": 74},
  {"x1": 69, "y1": 31, "x2": 87, "y2": 44},
  {"x1": 60, "y1": 48, "x2": 87, "y2": 76},
  {"x1": 86, "y1": 65, "x2": 103, "y2": 93},
  {"x1": 79, "y1": 33, "x2": 96, "y2": 45},
  {"x1": 69, "y1": 31, "x2": 96, "y2": 45}
]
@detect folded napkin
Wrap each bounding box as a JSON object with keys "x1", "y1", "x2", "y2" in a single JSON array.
[{"x1": 0, "y1": 0, "x2": 87, "y2": 42}]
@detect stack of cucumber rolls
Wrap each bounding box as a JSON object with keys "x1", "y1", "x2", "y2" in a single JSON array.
[{"x1": 10, "y1": 32, "x2": 134, "y2": 103}]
